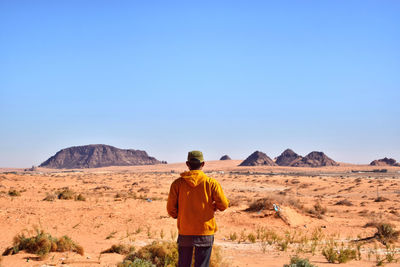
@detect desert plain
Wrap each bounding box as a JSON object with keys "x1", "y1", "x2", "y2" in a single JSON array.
[{"x1": 0, "y1": 160, "x2": 400, "y2": 267}]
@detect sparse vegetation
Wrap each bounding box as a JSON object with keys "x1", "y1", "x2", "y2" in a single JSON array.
[
  {"x1": 57, "y1": 188, "x2": 75, "y2": 200},
  {"x1": 322, "y1": 240, "x2": 357, "y2": 263},
  {"x1": 43, "y1": 193, "x2": 56, "y2": 201},
  {"x1": 75, "y1": 193, "x2": 86, "y2": 201},
  {"x1": 2, "y1": 229, "x2": 84, "y2": 259},
  {"x1": 375, "y1": 223, "x2": 400, "y2": 245},
  {"x1": 283, "y1": 256, "x2": 317, "y2": 267},
  {"x1": 102, "y1": 244, "x2": 135, "y2": 255},
  {"x1": 307, "y1": 202, "x2": 327, "y2": 218},
  {"x1": 120, "y1": 241, "x2": 224, "y2": 267},
  {"x1": 334, "y1": 199, "x2": 353, "y2": 206},
  {"x1": 8, "y1": 189, "x2": 20, "y2": 197},
  {"x1": 117, "y1": 258, "x2": 155, "y2": 267}
]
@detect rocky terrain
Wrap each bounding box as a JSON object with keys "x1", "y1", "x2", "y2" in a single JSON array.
[
  {"x1": 275, "y1": 149, "x2": 303, "y2": 166},
  {"x1": 39, "y1": 144, "x2": 164, "y2": 169},
  {"x1": 220, "y1": 155, "x2": 231, "y2": 160},
  {"x1": 239, "y1": 151, "x2": 277, "y2": 166},
  {"x1": 370, "y1": 157, "x2": 399, "y2": 166},
  {"x1": 290, "y1": 151, "x2": 338, "y2": 167}
]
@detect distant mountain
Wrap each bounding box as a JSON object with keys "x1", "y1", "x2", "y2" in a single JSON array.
[
  {"x1": 370, "y1": 157, "x2": 399, "y2": 166},
  {"x1": 275, "y1": 149, "x2": 303, "y2": 166},
  {"x1": 220, "y1": 155, "x2": 231, "y2": 160},
  {"x1": 40, "y1": 144, "x2": 165, "y2": 169},
  {"x1": 291, "y1": 151, "x2": 338, "y2": 167},
  {"x1": 239, "y1": 151, "x2": 277, "y2": 166}
]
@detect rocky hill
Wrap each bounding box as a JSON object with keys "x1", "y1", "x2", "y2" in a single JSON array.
[
  {"x1": 291, "y1": 151, "x2": 338, "y2": 167},
  {"x1": 239, "y1": 151, "x2": 277, "y2": 166},
  {"x1": 275, "y1": 149, "x2": 303, "y2": 166},
  {"x1": 220, "y1": 155, "x2": 231, "y2": 160},
  {"x1": 370, "y1": 157, "x2": 399, "y2": 166},
  {"x1": 40, "y1": 144, "x2": 165, "y2": 169}
]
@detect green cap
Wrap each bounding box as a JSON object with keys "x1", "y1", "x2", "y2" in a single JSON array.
[{"x1": 187, "y1": 150, "x2": 204, "y2": 163}]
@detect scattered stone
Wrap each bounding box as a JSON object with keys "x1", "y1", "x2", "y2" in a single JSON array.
[{"x1": 239, "y1": 151, "x2": 277, "y2": 166}]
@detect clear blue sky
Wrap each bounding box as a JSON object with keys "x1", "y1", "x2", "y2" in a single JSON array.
[{"x1": 1, "y1": 0, "x2": 399, "y2": 167}]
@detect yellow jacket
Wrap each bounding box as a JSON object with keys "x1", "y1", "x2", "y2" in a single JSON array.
[{"x1": 167, "y1": 170, "x2": 229, "y2": 235}]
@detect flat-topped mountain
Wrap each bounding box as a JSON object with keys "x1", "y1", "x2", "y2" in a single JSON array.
[
  {"x1": 291, "y1": 151, "x2": 338, "y2": 167},
  {"x1": 239, "y1": 151, "x2": 277, "y2": 166},
  {"x1": 40, "y1": 144, "x2": 165, "y2": 169},
  {"x1": 275, "y1": 149, "x2": 303, "y2": 166},
  {"x1": 370, "y1": 157, "x2": 399, "y2": 166}
]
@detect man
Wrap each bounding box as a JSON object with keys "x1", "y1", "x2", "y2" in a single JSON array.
[{"x1": 167, "y1": 151, "x2": 229, "y2": 267}]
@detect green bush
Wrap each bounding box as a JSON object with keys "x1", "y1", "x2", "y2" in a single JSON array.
[
  {"x1": 322, "y1": 241, "x2": 357, "y2": 264},
  {"x1": 117, "y1": 258, "x2": 155, "y2": 267},
  {"x1": 284, "y1": 256, "x2": 317, "y2": 267}
]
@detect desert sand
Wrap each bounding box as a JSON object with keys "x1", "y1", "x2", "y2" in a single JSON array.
[{"x1": 1, "y1": 161, "x2": 399, "y2": 266}]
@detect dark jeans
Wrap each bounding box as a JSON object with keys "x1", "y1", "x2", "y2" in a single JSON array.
[{"x1": 178, "y1": 245, "x2": 213, "y2": 267}]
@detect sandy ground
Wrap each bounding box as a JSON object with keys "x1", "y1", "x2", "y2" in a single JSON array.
[{"x1": 1, "y1": 161, "x2": 400, "y2": 266}]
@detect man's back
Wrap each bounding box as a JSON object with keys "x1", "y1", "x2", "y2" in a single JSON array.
[
  {"x1": 167, "y1": 170, "x2": 229, "y2": 235},
  {"x1": 167, "y1": 150, "x2": 228, "y2": 267}
]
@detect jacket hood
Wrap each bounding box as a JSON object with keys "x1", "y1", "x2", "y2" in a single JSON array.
[{"x1": 180, "y1": 170, "x2": 207, "y2": 187}]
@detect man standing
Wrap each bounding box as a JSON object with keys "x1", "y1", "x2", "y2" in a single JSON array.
[{"x1": 167, "y1": 151, "x2": 229, "y2": 267}]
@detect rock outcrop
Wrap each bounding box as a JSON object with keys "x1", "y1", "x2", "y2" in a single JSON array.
[
  {"x1": 40, "y1": 144, "x2": 165, "y2": 169},
  {"x1": 290, "y1": 151, "x2": 338, "y2": 167},
  {"x1": 370, "y1": 157, "x2": 399, "y2": 166},
  {"x1": 275, "y1": 149, "x2": 303, "y2": 166},
  {"x1": 239, "y1": 151, "x2": 277, "y2": 166},
  {"x1": 220, "y1": 155, "x2": 231, "y2": 160}
]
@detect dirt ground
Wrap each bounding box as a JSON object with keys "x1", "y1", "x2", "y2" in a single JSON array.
[{"x1": 1, "y1": 161, "x2": 399, "y2": 266}]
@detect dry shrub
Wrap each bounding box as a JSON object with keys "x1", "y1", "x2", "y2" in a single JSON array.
[
  {"x1": 43, "y1": 193, "x2": 56, "y2": 201},
  {"x1": 117, "y1": 258, "x2": 155, "y2": 267},
  {"x1": 2, "y1": 230, "x2": 83, "y2": 259},
  {"x1": 8, "y1": 189, "x2": 20, "y2": 197},
  {"x1": 246, "y1": 194, "x2": 304, "y2": 212},
  {"x1": 124, "y1": 241, "x2": 178, "y2": 267},
  {"x1": 307, "y1": 202, "x2": 327, "y2": 218},
  {"x1": 374, "y1": 196, "x2": 389, "y2": 202},
  {"x1": 75, "y1": 193, "x2": 86, "y2": 201},
  {"x1": 375, "y1": 223, "x2": 400, "y2": 245},
  {"x1": 246, "y1": 198, "x2": 273, "y2": 212},
  {"x1": 121, "y1": 241, "x2": 224, "y2": 267},
  {"x1": 57, "y1": 188, "x2": 75, "y2": 200},
  {"x1": 102, "y1": 244, "x2": 135, "y2": 255},
  {"x1": 334, "y1": 199, "x2": 353, "y2": 206},
  {"x1": 322, "y1": 240, "x2": 357, "y2": 263}
]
